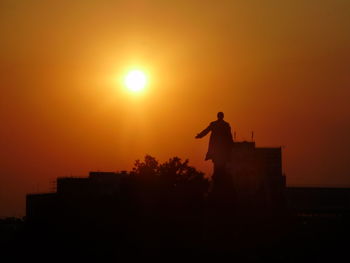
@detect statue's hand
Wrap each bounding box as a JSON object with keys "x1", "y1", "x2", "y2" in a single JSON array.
[{"x1": 195, "y1": 134, "x2": 200, "y2": 139}]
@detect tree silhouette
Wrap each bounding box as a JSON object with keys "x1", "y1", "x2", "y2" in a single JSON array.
[
  {"x1": 132, "y1": 155, "x2": 208, "y2": 192},
  {"x1": 132, "y1": 155, "x2": 159, "y2": 178}
]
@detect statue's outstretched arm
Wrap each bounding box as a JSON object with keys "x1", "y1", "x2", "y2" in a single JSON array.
[{"x1": 195, "y1": 124, "x2": 212, "y2": 139}]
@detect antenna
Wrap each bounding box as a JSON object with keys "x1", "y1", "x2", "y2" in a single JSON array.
[{"x1": 251, "y1": 131, "x2": 254, "y2": 141}]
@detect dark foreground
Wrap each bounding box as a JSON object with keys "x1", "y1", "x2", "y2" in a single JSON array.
[
  {"x1": 2, "y1": 203, "x2": 350, "y2": 262},
  {"x1": 3, "y1": 152, "x2": 350, "y2": 261}
]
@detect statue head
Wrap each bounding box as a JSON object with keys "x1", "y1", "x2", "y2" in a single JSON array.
[{"x1": 217, "y1": 112, "x2": 224, "y2": 120}]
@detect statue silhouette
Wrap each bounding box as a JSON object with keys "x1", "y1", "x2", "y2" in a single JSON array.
[{"x1": 195, "y1": 112, "x2": 234, "y2": 183}]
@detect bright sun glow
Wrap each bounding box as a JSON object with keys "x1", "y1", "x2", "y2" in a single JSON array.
[{"x1": 124, "y1": 70, "x2": 147, "y2": 92}]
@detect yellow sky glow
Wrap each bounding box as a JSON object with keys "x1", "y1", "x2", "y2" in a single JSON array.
[{"x1": 1, "y1": 0, "x2": 350, "y2": 217}]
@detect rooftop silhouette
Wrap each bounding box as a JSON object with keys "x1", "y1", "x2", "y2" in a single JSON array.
[{"x1": 20, "y1": 138, "x2": 350, "y2": 261}]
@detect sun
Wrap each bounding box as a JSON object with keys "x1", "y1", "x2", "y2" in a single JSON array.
[{"x1": 124, "y1": 70, "x2": 147, "y2": 92}]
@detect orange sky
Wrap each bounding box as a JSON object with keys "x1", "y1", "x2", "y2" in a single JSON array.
[{"x1": 1, "y1": 0, "x2": 350, "y2": 217}]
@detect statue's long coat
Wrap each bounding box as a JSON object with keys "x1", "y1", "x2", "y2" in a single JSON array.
[{"x1": 197, "y1": 120, "x2": 233, "y2": 163}]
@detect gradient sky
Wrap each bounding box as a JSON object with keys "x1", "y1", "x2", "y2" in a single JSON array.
[{"x1": 1, "y1": 0, "x2": 350, "y2": 217}]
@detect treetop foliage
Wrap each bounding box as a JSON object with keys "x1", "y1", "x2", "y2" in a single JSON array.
[{"x1": 132, "y1": 155, "x2": 208, "y2": 187}]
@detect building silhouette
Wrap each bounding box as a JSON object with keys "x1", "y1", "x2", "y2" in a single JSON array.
[
  {"x1": 228, "y1": 141, "x2": 285, "y2": 211},
  {"x1": 26, "y1": 141, "x2": 288, "y2": 223},
  {"x1": 24, "y1": 141, "x2": 350, "y2": 260}
]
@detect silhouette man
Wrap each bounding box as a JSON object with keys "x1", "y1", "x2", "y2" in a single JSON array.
[{"x1": 195, "y1": 112, "x2": 233, "y2": 182}]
